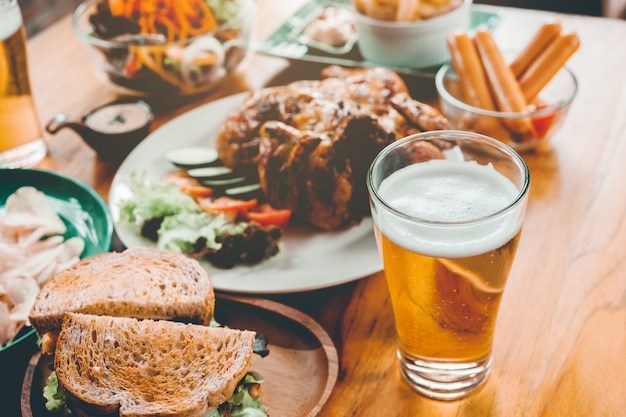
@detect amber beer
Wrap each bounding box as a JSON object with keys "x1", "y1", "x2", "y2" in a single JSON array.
[
  {"x1": 375, "y1": 227, "x2": 521, "y2": 361},
  {"x1": 0, "y1": 0, "x2": 46, "y2": 167},
  {"x1": 368, "y1": 131, "x2": 529, "y2": 400}
]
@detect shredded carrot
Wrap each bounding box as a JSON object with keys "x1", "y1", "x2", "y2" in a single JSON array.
[
  {"x1": 107, "y1": 0, "x2": 220, "y2": 41},
  {"x1": 123, "y1": 0, "x2": 135, "y2": 18},
  {"x1": 108, "y1": 0, "x2": 125, "y2": 16},
  {"x1": 192, "y1": 1, "x2": 219, "y2": 33},
  {"x1": 159, "y1": 15, "x2": 179, "y2": 43},
  {"x1": 133, "y1": 46, "x2": 198, "y2": 94},
  {"x1": 171, "y1": 1, "x2": 189, "y2": 39}
]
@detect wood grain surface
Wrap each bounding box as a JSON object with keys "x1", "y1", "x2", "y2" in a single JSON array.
[{"x1": 17, "y1": 2, "x2": 626, "y2": 416}]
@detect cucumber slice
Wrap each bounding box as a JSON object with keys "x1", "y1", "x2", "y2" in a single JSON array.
[
  {"x1": 187, "y1": 166, "x2": 234, "y2": 179},
  {"x1": 225, "y1": 183, "x2": 263, "y2": 200},
  {"x1": 202, "y1": 176, "x2": 248, "y2": 188},
  {"x1": 164, "y1": 147, "x2": 220, "y2": 167}
]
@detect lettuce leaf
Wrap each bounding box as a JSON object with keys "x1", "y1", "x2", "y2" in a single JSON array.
[
  {"x1": 43, "y1": 371, "x2": 71, "y2": 415},
  {"x1": 157, "y1": 211, "x2": 245, "y2": 253},
  {"x1": 206, "y1": 0, "x2": 242, "y2": 22},
  {"x1": 117, "y1": 171, "x2": 282, "y2": 268},
  {"x1": 44, "y1": 366, "x2": 267, "y2": 417},
  {"x1": 207, "y1": 371, "x2": 268, "y2": 417},
  {"x1": 118, "y1": 171, "x2": 201, "y2": 227}
]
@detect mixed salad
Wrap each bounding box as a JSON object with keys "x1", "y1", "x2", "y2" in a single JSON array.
[
  {"x1": 118, "y1": 171, "x2": 287, "y2": 269},
  {"x1": 83, "y1": 0, "x2": 252, "y2": 95}
]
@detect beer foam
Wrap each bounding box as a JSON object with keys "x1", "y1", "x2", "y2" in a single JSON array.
[
  {"x1": 0, "y1": 4, "x2": 22, "y2": 41},
  {"x1": 374, "y1": 159, "x2": 524, "y2": 258}
]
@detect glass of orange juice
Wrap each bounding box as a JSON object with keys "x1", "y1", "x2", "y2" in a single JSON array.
[
  {"x1": 367, "y1": 130, "x2": 529, "y2": 400},
  {"x1": 0, "y1": 0, "x2": 46, "y2": 168}
]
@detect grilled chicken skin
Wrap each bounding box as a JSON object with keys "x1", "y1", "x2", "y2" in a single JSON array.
[{"x1": 216, "y1": 66, "x2": 449, "y2": 230}]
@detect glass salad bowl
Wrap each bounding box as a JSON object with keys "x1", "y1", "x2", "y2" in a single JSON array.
[{"x1": 72, "y1": 0, "x2": 255, "y2": 97}]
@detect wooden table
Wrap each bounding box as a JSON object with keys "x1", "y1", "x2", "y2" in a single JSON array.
[{"x1": 20, "y1": 2, "x2": 626, "y2": 416}]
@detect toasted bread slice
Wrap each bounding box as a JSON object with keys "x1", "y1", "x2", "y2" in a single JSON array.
[
  {"x1": 55, "y1": 313, "x2": 256, "y2": 417},
  {"x1": 29, "y1": 247, "x2": 215, "y2": 336}
]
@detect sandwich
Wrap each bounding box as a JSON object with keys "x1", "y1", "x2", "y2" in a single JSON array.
[
  {"x1": 28, "y1": 246, "x2": 269, "y2": 417},
  {"x1": 46, "y1": 312, "x2": 266, "y2": 417},
  {"x1": 29, "y1": 246, "x2": 215, "y2": 355}
]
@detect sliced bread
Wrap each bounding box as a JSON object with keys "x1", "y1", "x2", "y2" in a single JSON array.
[
  {"x1": 29, "y1": 247, "x2": 215, "y2": 334},
  {"x1": 54, "y1": 312, "x2": 255, "y2": 417}
]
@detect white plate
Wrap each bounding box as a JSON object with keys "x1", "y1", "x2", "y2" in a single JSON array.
[{"x1": 109, "y1": 92, "x2": 383, "y2": 294}]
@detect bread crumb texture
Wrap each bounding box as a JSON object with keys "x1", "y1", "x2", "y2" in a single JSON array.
[
  {"x1": 29, "y1": 247, "x2": 215, "y2": 334},
  {"x1": 55, "y1": 313, "x2": 255, "y2": 417}
]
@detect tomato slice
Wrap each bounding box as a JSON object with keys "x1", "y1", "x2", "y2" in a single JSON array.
[
  {"x1": 197, "y1": 196, "x2": 258, "y2": 214},
  {"x1": 530, "y1": 103, "x2": 557, "y2": 139},
  {"x1": 245, "y1": 203, "x2": 292, "y2": 227},
  {"x1": 161, "y1": 171, "x2": 214, "y2": 198},
  {"x1": 124, "y1": 51, "x2": 143, "y2": 77}
]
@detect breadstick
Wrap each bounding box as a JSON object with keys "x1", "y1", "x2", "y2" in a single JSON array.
[
  {"x1": 510, "y1": 20, "x2": 562, "y2": 79},
  {"x1": 519, "y1": 32, "x2": 580, "y2": 103},
  {"x1": 359, "y1": 0, "x2": 396, "y2": 20},
  {"x1": 446, "y1": 31, "x2": 513, "y2": 140},
  {"x1": 395, "y1": 0, "x2": 419, "y2": 21},
  {"x1": 447, "y1": 31, "x2": 495, "y2": 110},
  {"x1": 473, "y1": 29, "x2": 534, "y2": 136}
]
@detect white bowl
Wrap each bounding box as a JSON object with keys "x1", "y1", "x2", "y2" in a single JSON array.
[{"x1": 354, "y1": 0, "x2": 472, "y2": 69}]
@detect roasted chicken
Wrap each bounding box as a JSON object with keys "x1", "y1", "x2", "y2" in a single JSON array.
[{"x1": 216, "y1": 65, "x2": 449, "y2": 230}]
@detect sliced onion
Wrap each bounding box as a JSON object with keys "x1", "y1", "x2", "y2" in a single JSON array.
[{"x1": 180, "y1": 36, "x2": 226, "y2": 85}]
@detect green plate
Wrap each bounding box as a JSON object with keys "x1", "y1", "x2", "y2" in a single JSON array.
[
  {"x1": 0, "y1": 168, "x2": 113, "y2": 353},
  {"x1": 255, "y1": 0, "x2": 501, "y2": 77}
]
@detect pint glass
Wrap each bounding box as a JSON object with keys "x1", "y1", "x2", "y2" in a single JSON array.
[
  {"x1": 0, "y1": 0, "x2": 46, "y2": 168},
  {"x1": 367, "y1": 130, "x2": 529, "y2": 400}
]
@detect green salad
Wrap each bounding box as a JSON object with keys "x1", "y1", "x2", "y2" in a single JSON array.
[{"x1": 118, "y1": 172, "x2": 282, "y2": 268}]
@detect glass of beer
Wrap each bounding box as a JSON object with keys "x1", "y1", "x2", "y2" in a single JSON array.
[
  {"x1": 367, "y1": 130, "x2": 529, "y2": 400},
  {"x1": 0, "y1": 0, "x2": 46, "y2": 168}
]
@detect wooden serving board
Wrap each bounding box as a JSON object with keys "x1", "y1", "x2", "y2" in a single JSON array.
[{"x1": 21, "y1": 294, "x2": 339, "y2": 417}]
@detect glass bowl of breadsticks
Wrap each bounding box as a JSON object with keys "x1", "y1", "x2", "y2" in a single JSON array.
[
  {"x1": 435, "y1": 22, "x2": 579, "y2": 151},
  {"x1": 352, "y1": 0, "x2": 471, "y2": 69}
]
